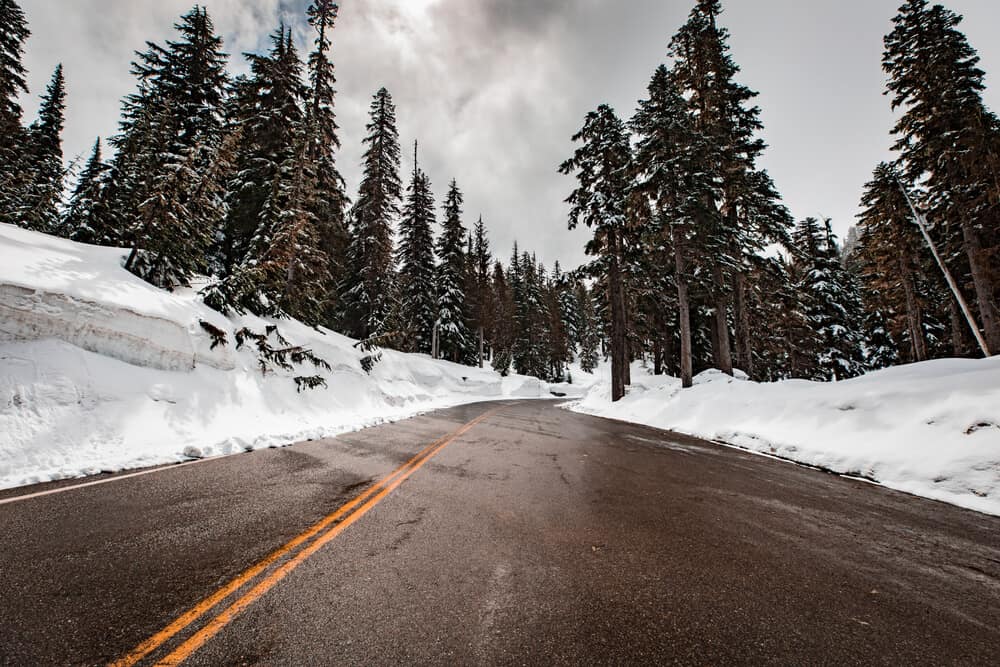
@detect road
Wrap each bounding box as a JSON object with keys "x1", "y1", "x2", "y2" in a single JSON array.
[{"x1": 1, "y1": 399, "x2": 999, "y2": 665}]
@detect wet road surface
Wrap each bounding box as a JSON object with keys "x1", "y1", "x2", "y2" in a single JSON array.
[{"x1": 1, "y1": 399, "x2": 999, "y2": 665}]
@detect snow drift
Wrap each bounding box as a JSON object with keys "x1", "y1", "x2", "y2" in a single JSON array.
[
  {"x1": 0, "y1": 224, "x2": 561, "y2": 490},
  {"x1": 571, "y1": 359, "x2": 1000, "y2": 516}
]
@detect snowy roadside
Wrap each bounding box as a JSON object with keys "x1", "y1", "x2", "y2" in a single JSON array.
[
  {"x1": 568, "y1": 359, "x2": 1000, "y2": 516},
  {"x1": 0, "y1": 224, "x2": 575, "y2": 490}
]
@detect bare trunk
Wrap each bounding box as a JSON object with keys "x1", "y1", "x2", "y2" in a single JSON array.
[
  {"x1": 734, "y1": 272, "x2": 752, "y2": 379},
  {"x1": 899, "y1": 251, "x2": 928, "y2": 362},
  {"x1": 477, "y1": 326, "x2": 484, "y2": 368},
  {"x1": 949, "y1": 297, "x2": 970, "y2": 357},
  {"x1": 961, "y1": 219, "x2": 1000, "y2": 354},
  {"x1": 653, "y1": 338, "x2": 663, "y2": 376},
  {"x1": 609, "y1": 229, "x2": 627, "y2": 402},
  {"x1": 673, "y1": 232, "x2": 693, "y2": 389},
  {"x1": 712, "y1": 265, "x2": 734, "y2": 375}
]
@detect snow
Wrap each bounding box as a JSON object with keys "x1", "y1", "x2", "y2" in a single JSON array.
[
  {"x1": 0, "y1": 224, "x2": 562, "y2": 490},
  {"x1": 570, "y1": 358, "x2": 1000, "y2": 516}
]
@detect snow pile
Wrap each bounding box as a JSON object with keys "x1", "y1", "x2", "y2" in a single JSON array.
[
  {"x1": 0, "y1": 224, "x2": 556, "y2": 489},
  {"x1": 572, "y1": 359, "x2": 1000, "y2": 516}
]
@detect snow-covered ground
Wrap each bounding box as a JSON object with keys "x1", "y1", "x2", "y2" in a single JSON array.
[
  {"x1": 0, "y1": 224, "x2": 574, "y2": 490},
  {"x1": 570, "y1": 359, "x2": 1000, "y2": 516}
]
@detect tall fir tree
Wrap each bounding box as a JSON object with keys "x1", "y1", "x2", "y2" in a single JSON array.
[
  {"x1": 339, "y1": 87, "x2": 402, "y2": 341},
  {"x1": 0, "y1": 0, "x2": 30, "y2": 217},
  {"x1": 17, "y1": 64, "x2": 66, "y2": 232},
  {"x1": 62, "y1": 138, "x2": 115, "y2": 245},
  {"x1": 790, "y1": 218, "x2": 866, "y2": 380},
  {"x1": 490, "y1": 260, "x2": 516, "y2": 376},
  {"x1": 560, "y1": 104, "x2": 633, "y2": 401},
  {"x1": 395, "y1": 144, "x2": 438, "y2": 354},
  {"x1": 468, "y1": 216, "x2": 493, "y2": 366},
  {"x1": 435, "y1": 179, "x2": 471, "y2": 362},
  {"x1": 884, "y1": 0, "x2": 1000, "y2": 354},
  {"x1": 109, "y1": 7, "x2": 229, "y2": 284},
  {"x1": 304, "y1": 0, "x2": 349, "y2": 322}
]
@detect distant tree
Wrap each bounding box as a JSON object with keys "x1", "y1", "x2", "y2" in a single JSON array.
[
  {"x1": 490, "y1": 260, "x2": 516, "y2": 375},
  {"x1": 435, "y1": 179, "x2": 471, "y2": 362},
  {"x1": 17, "y1": 64, "x2": 66, "y2": 232},
  {"x1": 62, "y1": 138, "x2": 115, "y2": 245},
  {"x1": 395, "y1": 144, "x2": 438, "y2": 354}
]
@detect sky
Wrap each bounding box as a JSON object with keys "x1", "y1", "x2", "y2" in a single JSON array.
[{"x1": 16, "y1": 0, "x2": 1000, "y2": 270}]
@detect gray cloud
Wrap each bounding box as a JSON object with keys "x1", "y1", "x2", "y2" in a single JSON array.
[{"x1": 17, "y1": 0, "x2": 1000, "y2": 270}]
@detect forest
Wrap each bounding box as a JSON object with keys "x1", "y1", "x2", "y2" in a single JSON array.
[{"x1": 1, "y1": 0, "x2": 997, "y2": 402}]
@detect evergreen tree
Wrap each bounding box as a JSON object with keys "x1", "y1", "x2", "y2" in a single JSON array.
[
  {"x1": 857, "y1": 163, "x2": 934, "y2": 363},
  {"x1": 435, "y1": 180, "x2": 471, "y2": 362},
  {"x1": 17, "y1": 64, "x2": 66, "y2": 231},
  {"x1": 304, "y1": 0, "x2": 349, "y2": 320},
  {"x1": 630, "y1": 63, "x2": 716, "y2": 387},
  {"x1": 396, "y1": 144, "x2": 438, "y2": 354},
  {"x1": 109, "y1": 6, "x2": 229, "y2": 253},
  {"x1": 560, "y1": 104, "x2": 632, "y2": 401},
  {"x1": 490, "y1": 260, "x2": 516, "y2": 375},
  {"x1": 339, "y1": 87, "x2": 402, "y2": 341},
  {"x1": 468, "y1": 216, "x2": 493, "y2": 366},
  {"x1": 0, "y1": 0, "x2": 30, "y2": 215},
  {"x1": 219, "y1": 25, "x2": 304, "y2": 277},
  {"x1": 62, "y1": 138, "x2": 115, "y2": 244},
  {"x1": 790, "y1": 218, "x2": 866, "y2": 380},
  {"x1": 884, "y1": 0, "x2": 1000, "y2": 354},
  {"x1": 668, "y1": 0, "x2": 793, "y2": 375},
  {"x1": 575, "y1": 281, "x2": 601, "y2": 373}
]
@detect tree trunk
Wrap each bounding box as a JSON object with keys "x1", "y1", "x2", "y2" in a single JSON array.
[
  {"x1": 899, "y1": 251, "x2": 928, "y2": 362},
  {"x1": 477, "y1": 326, "x2": 484, "y2": 368},
  {"x1": 734, "y1": 271, "x2": 753, "y2": 379},
  {"x1": 960, "y1": 219, "x2": 1000, "y2": 354},
  {"x1": 673, "y1": 231, "x2": 693, "y2": 389},
  {"x1": 712, "y1": 264, "x2": 734, "y2": 375},
  {"x1": 608, "y1": 229, "x2": 627, "y2": 402},
  {"x1": 949, "y1": 297, "x2": 971, "y2": 357},
  {"x1": 653, "y1": 338, "x2": 663, "y2": 376}
]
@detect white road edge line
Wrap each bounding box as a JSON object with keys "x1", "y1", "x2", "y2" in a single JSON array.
[{"x1": 0, "y1": 456, "x2": 220, "y2": 506}]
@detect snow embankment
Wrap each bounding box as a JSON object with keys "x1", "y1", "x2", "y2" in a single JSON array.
[
  {"x1": 571, "y1": 360, "x2": 1000, "y2": 516},
  {"x1": 0, "y1": 224, "x2": 554, "y2": 489}
]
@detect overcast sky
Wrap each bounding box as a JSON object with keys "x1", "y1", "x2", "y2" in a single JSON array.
[{"x1": 17, "y1": 0, "x2": 1000, "y2": 269}]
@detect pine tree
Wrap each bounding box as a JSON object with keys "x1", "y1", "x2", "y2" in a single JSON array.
[
  {"x1": 790, "y1": 218, "x2": 866, "y2": 380},
  {"x1": 219, "y1": 25, "x2": 305, "y2": 278},
  {"x1": 884, "y1": 0, "x2": 1000, "y2": 354},
  {"x1": 396, "y1": 144, "x2": 438, "y2": 354},
  {"x1": 435, "y1": 179, "x2": 471, "y2": 363},
  {"x1": 560, "y1": 104, "x2": 632, "y2": 401},
  {"x1": 304, "y1": 0, "x2": 349, "y2": 321},
  {"x1": 109, "y1": 6, "x2": 229, "y2": 253},
  {"x1": 668, "y1": 0, "x2": 793, "y2": 375},
  {"x1": 0, "y1": 0, "x2": 30, "y2": 216},
  {"x1": 575, "y1": 281, "x2": 601, "y2": 373},
  {"x1": 17, "y1": 64, "x2": 66, "y2": 232},
  {"x1": 62, "y1": 138, "x2": 115, "y2": 244},
  {"x1": 339, "y1": 87, "x2": 402, "y2": 341},
  {"x1": 857, "y1": 163, "x2": 935, "y2": 363},
  {"x1": 631, "y1": 63, "x2": 717, "y2": 387},
  {"x1": 490, "y1": 260, "x2": 516, "y2": 375},
  {"x1": 468, "y1": 216, "x2": 493, "y2": 366}
]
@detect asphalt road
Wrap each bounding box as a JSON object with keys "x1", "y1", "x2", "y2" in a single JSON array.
[{"x1": 1, "y1": 399, "x2": 999, "y2": 666}]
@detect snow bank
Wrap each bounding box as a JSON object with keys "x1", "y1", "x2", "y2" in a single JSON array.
[
  {"x1": 571, "y1": 359, "x2": 1000, "y2": 516},
  {"x1": 0, "y1": 224, "x2": 556, "y2": 489}
]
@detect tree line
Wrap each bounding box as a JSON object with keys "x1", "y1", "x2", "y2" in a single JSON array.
[
  {"x1": 0, "y1": 0, "x2": 600, "y2": 382},
  {"x1": 560, "y1": 0, "x2": 999, "y2": 400},
  {"x1": 2, "y1": 0, "x2": 997, "y2": 398}
]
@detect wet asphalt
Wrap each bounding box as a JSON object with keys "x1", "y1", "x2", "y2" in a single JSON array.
[{"x1": 0, "y1": 399, "x2": 999, "y2": 666}]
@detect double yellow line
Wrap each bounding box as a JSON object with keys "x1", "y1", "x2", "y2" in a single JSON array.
[{"x1": 112, "y1": 407, "x2": 500, "y2": 667}]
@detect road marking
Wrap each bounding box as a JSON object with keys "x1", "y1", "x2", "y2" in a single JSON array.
[
  {"x1": 0, "y1": 459, "x2": 215, "y2": 506},
  {"x1": 112, "y1": 407, "x2": 499, "y2": 667}
]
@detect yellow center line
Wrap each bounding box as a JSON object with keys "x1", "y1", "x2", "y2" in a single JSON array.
[{"x1": 111, "y1": 407, "x2": 499, "y2": 667}]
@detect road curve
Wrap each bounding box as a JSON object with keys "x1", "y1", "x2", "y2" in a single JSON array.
[{"x1": 0, "y1": 399, "x2": 998, "y2": 665}]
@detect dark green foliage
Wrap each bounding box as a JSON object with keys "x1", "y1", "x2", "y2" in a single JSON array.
[
  {"x1": 339, "y1": 88, "x2": 401, "y2": 341},
  {"x1": 436, "y1": 179, "x2": 471, "y2": 362},
  {"x1": 62, "y1": 138, "x2": 117, "y2": 245},
  {"x1": 395, "y1": 146, "x2": 438, "y2": 354},
  {"x1": 199, "y1": 319, "x2": 229, "y2": 349}
]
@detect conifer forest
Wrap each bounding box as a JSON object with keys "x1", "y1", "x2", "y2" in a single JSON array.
[{"x1": 2, "y1": 0, "x2": 998, "y2": 402}]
